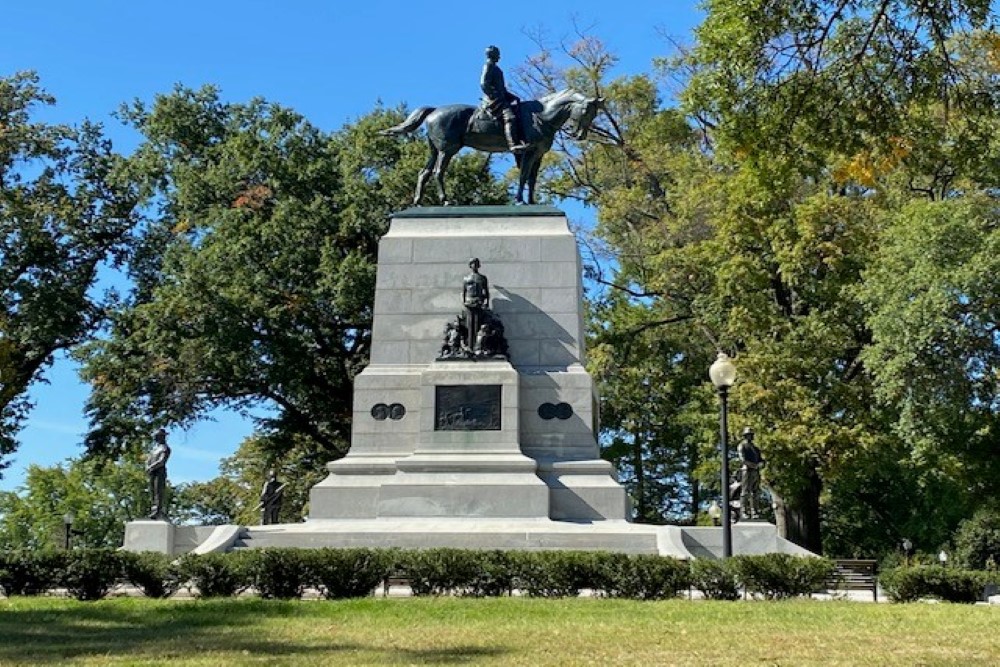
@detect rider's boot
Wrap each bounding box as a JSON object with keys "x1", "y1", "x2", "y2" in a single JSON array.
[{"x1": 504, "y1": 119, "x2": 529, "y2": 154}]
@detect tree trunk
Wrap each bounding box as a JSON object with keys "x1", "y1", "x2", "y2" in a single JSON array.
[{"x1": 769, "y1": 467, "x2": 823, "y2": 554}]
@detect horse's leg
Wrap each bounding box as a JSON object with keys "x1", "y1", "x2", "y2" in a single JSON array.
[
  {"x1": 433, "y1": 150, "x2": 454, "y2": 206},
  {"x1": 414, "y1": 144, "x2": 437, "y2": 205},
  {"x1": 515, "y1": 155, "x2": 529, "y2": 204},
  {"x1": 526, "y1": 154, "x2": 544, "y2": 205},
  {"x1": 516, "y1": 150, "x2": 538, "y2": 204}
]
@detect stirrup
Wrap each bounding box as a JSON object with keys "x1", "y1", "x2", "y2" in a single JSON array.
[{"x1": 509, "y1": 143, "x2": 529, "y2": 154}]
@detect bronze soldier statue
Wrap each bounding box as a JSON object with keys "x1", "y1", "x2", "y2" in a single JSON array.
[
  {"x1": 738, "y1": 427, "x2": 765, "y2": 520},
  {"x1": 145, "y1": 428, "x2": 171, "y2": 520},
  {"x1": 258, "y1": 469, "x2": 285, "y2": 525},
  {"x1": 481, "y1": 45, "x2": 529, "y2": 154},
  {"x1": 462, "y1": 258, "x2": 490, "y2": 352}
]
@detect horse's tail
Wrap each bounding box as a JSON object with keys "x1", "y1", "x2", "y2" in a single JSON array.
[{"x1": 379, "y1": 107, "x2": 435, "y2": 136}]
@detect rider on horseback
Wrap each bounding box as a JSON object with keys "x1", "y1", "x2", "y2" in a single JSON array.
[{"x1": 481, "y1": 45, "x2": 529, "y2": 154}]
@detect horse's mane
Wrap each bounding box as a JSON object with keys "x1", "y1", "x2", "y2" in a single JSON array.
[{"x1": 538, "y1": 88, "x2": 586, "y2": 105}]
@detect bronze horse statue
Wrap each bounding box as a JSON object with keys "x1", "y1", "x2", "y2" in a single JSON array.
[{"x1": 380, "y1": 89, "x2": 602, "y2": 205}]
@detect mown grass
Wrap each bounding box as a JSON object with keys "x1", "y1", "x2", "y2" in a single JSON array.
[{"x1": 0, "y1": 596, "x2": 997, "y2": 665}]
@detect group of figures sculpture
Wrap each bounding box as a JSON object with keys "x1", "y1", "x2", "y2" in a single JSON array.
[
  {"x1": 381, "y1": 45, "x2": 603, "y2": 205},
  {"x1": 438, "y1": 258, "x2": 509, "y2": 360}
]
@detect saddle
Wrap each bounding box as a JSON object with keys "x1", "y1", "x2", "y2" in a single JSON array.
[{"x1": 467, "y1": 106, "x2": 504, "y2": 134}]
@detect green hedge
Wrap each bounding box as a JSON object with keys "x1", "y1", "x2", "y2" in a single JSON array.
[
  {"x1": 8, "y1": 547, "x2": 990, "y2": 603},
  {"x1": 307, "y1": 548, "x2": 395, "y2": 599},
  {"x1": 176, "y1": 552, "x2": 252, "y2": 598},
  {"x1": 733, "y1": 554, "x2": 836, "y2": 600},
  {"x1": 880, "y1": 565, "x2": 986, "y2": 603},
  {"x1": 0, "y1": 550, "x2": 67, "y2": 596},
  {"x1": 690, "y1": 559, "x2": 741, "y2": 600},
  {"x1": 121, "y1": 551, "x2": 183, "y2": 599},
  {"x1": 61, "y1": 548, "x2": 122, "y2": 601}
]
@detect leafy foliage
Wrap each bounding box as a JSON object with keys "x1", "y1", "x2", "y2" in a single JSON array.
[
  {"x1": 0, "y1": 454, "x2": 147, "y2": 550},
  {"x1": 881, "y1": 565, "x2": 987, "y2": 603},
  {"x1": 953, "y1": 506, "x2": 1000, "y2": 570},
  {"x1": 245, "y1": 548, "x2": 309, "y2": 599},
  {"x1": 306, "y1": 548, "x2": 394, "y2": 599},
  {"x1": 60, "y1": 548, "x2": 122, "y2": 601},
  {"x1": 121, "y1": 550, "x2": 183, "y2": 598},
  {"x1": 732, "y1": 554, "x2": 835, "y2": 599},
  {"x1": 597, "y1": 553, "x2": 690, "y2": 600},
  {"x1": 398, "y1": 547, "x2": 490, "y2": 597},
  {"x1": 510, "y1": 550, "x2": 605, "y2": 598},
  {"x1": 0, "y1": 549, "x2": 66, "y2": 595},
  {"x1": 176, "y1": 551, "x2": 251, "y2": 598},
  {"x1": 689, "y1": 558, "x2": 741, "y2": 600},
  {"x1": 0, "y1": 72, "x2": 137, "y2": 473},
  {"x1": 527, "y1": 5, "x2": 1000, "y2": 558}
]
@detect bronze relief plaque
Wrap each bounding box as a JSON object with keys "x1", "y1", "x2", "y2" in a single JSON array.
[{"x1": 435, "y1": 385, "x2": 501, "y2": 431}]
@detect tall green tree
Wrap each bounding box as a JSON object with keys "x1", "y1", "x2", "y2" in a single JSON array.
[
  {"x1": 78, "y1": 86, "x2": 508, "y2": 465},
  {"x1": 517, "y1": 36, "x2": 721, "y2": 525},
  {"x1": 0, "y1": 72, "x2": 136, "y2": 475},
  {"x1": 0, "y1": 454, "x2": 147, "y2": 549},
  {"x1": 529, "y1": 4, "x2": 1000, "y2": 555}
]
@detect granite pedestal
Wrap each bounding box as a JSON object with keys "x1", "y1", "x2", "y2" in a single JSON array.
[{"x1": 309, "y1": 206, "x2": 628, "y2": 528}]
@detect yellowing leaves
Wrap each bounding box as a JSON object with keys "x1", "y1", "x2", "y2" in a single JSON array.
[
  {"x1": 832, "y1": 137, "x2": 912, "y2": 187},
  {"x1": 171, "y1": 219, "x2": 193, "y2": 234}
]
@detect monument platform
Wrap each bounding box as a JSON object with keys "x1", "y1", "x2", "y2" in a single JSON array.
[{"x1": 125, "y1": 206, "x2": 809, "y2": 558}]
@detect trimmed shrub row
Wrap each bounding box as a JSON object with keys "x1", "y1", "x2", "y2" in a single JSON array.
[
  {"x1": 7, "y1": 548, "x2": 993, "y2": 603},
  {"x1": 880, "y1": 565, "x2": 997, "y2": 603},
  {"x1": 0, "y1": 548, "x2": 847, "y2": 602}
]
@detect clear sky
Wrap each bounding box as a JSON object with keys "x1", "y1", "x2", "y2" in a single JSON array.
[{"x1": 0, "y1": 0, "x2": 704, "y2": 491}]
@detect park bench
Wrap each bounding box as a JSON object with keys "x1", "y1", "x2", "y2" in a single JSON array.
[{"x1": 826, "y1": 559, "x2": 878, "y2": 601}]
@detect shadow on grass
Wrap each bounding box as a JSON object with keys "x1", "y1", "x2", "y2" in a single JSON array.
[
  {"x1": 0, "y1": 598, "x2": 511, "y2": 665},
  {"x1": 395, "y1": 647, "x2": 509, "y2": 664}
]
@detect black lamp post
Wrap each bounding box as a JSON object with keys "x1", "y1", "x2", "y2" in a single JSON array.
[
  {"x1": 709, "y1": 352, "x2": 737, "y2": 558},
  {"x1": 902, "y1": 538, "x2": 913, "y2": 567}
]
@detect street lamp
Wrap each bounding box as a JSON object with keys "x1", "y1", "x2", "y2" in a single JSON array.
[
  {"x1": 63, "y1": 513, "x2": 74, "y2": 550},
  {"x1": 902, "y1": 538, "x2": 913, "y2": 567},
  {"x1": 709, "y1": 351, "x2": 737, "y2": 558},
  {"x1": 707, "y1": 500, "x2": 722, "y2": 526},
  {"x1": 938, "y1": 550, "x2": 949, "y2": 567}
]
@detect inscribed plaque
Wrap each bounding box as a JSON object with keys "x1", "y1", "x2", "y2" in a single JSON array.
[{"x1": 435, "y1": 385, "x2": 501, "y2": 431}]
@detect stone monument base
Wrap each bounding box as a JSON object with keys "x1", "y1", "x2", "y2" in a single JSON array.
[
  {"x1": 122, "y1": 521, "x2": 226, "y2": 555},
  {"x1": 139, "y1": 518, "x2": 814, "y2": 559},
  {"x1": 122, "y1": 520, "x2": 174, "y2": 553}
]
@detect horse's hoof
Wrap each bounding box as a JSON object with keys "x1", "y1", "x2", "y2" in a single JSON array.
[{"x1": 442, "y1": 201, "x2": 451, "y2": 206}]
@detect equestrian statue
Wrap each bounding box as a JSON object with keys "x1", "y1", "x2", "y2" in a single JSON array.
[{"x1": 380, "y1": 45, "x2": 603, "y2": 206}]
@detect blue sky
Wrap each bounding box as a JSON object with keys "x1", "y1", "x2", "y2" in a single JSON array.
[{"x1": 0, "y1": 1, "x2": 704, "y2": 490}]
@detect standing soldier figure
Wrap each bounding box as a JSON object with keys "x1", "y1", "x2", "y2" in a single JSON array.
[
  {"x1": 481, "y1": 45, "x2": 529, "y2": 154},
  {"x1": 145, "y1": 428, "x2": 171, "y2": 520},
  {"x1": 462, "y1": 258, "x2": 490, "y2": 352},
  {"x1": 258, "y1": 469, "x2": 285, "y2": 525},
  {"x1": 738, "y1": 427, "x2": 765, "y2": 520}
]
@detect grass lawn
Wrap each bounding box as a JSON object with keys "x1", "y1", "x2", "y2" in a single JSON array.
[{"x1": 0, "y1": 596, "x2": 997, "y2": 666}]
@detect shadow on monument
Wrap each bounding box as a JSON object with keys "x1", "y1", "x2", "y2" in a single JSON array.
[{"x1": 492, "y1": 289, "x2": 577, "y2": 369}]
